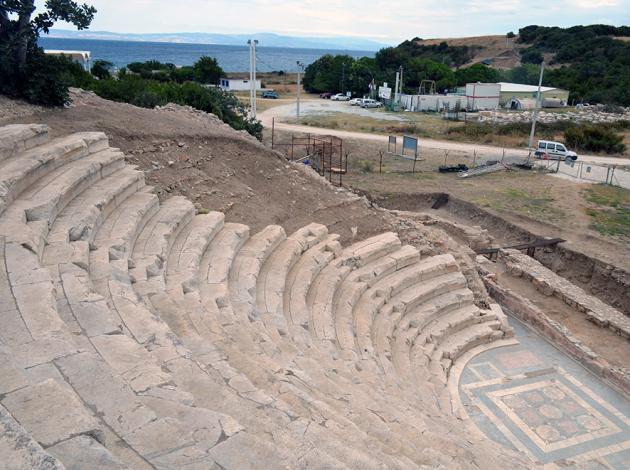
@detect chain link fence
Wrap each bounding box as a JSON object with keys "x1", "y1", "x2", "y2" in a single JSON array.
[{"x1": 534, "y1": 159, "x2": 630, "y2": 189}]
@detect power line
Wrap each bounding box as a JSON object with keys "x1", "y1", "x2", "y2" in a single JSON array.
[{"x1": 255, "y1": 55, "x2": 279, "y2": 73}]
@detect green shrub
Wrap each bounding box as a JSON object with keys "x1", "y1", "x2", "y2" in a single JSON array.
[
  {"x1": 91, "y1": 60, "x2": 113, "y2": 80},
  {"x1": 22, "y1": 53, "x2": 93, "y2": 106},
  {"x1": 89, "y1": 75, "x2": 262, "y2": 140},
  {"x1": 360, "y1": 160, "x2": 374, "y2": 172},
  {"x1": 564, "y1": 125, "x2": 626, "y2": 154}
]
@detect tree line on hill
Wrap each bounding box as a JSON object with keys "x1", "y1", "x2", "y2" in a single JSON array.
[{"x1": 303, "y1": 25, "x2": 630, "y2": 106}]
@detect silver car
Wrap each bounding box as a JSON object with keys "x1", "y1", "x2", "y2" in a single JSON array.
[
  {"x1": 331, "y1": 93, "x2": 350, "y2": 101},
  {"x1": 360, "y1": 99, "x2": 383, "y2": 108}
]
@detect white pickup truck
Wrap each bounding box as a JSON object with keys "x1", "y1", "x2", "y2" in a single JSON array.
[{"x1": 534, "y1": 140, "x2": 578, "y2": 161}]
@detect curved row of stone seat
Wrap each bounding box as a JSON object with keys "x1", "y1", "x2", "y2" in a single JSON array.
[
  {"x1": 0, "y1": 125, "x2": 522, "y2": 469},
  {"x1": 0, "y1": 126, "x2": 326, "y2": 468},
  {"x1": 141, "y1": 214, "x2": 502, "y2": 465},
  {"x1": 118, "y1": 201, "x2": 404, "y2": 466},
  {"x1": 154, "y1": 222, "x2": 449, "y2": 466},
  {"x1": 147, "y1": 217, "x2": 426, "y2": 467}
]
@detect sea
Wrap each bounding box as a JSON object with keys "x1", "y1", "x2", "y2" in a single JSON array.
[{"x1": 38, "y1": 37, "x2": 374, "y2": 73}]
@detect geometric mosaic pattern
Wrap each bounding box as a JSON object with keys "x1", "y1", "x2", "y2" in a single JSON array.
[{"x1": 459, "y1": 319, "x2": 630, "y2": 469}]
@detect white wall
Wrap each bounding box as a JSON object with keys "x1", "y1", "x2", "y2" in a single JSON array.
[
  {"x1": 219, "y1": 79, "x2": 262, "y2": 91},
  {"x1": 401, "y1": 94, "x2": 464, "y2": 112},
  {"x1": 465, "y1": 83, "x2": 500, "y2": 110}
]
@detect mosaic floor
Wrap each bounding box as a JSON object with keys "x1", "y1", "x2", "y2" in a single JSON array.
[{"x1": 459, "y1": 316, "x2": 630, "y2": 469}]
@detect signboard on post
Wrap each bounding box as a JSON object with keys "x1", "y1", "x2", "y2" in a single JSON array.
[
  {"x1": 378, "y1": 86, "x2": 392, "y2": 100},
  {"x1": 388, "y1": 136, "x2": 397, "y2": 154},
  {"x1": 402, "y1": 136, "x2": 418, "y2": 157}
]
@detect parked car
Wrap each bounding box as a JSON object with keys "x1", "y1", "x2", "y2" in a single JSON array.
[
  {"x1": 331, "y1": 93, "x2": 350, "y2": 101},
  {"x1": 261, "y1": 90, "x2": 279, "y2": 99},
  {"x1": 319, "y1": 92, "x2": 332, "y2": 99},
  {"x1": 348, "y1": 98, "x2": 364, "y2": 106},
  {"x1": 360, "y1": 99, "x2": 383, "y2": 108},
  {"x1": 534, "y1": 140, "x2": 578, "y2": 161}
]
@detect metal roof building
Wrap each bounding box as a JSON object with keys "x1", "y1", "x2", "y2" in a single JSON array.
[{"x1": 498, "y1": 82, "x2": 569, "y2": 108}]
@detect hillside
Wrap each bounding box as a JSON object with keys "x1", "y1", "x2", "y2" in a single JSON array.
[{"x1": 414, "y1": 34, "x2": 526, "y2": 68}]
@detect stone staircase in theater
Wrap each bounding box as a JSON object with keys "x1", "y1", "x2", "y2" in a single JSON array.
[{"x1": 0, "y1": 124, "x2": 519, "y2": 469}]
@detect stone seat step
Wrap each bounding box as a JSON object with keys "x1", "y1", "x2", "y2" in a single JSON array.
[
  {"x1": 0, "y1": 238, "x2": 75, "y2": 350},
  {"x1": 0, "y1": 123, "x2": 49, "y2": 162},
  {"x1": 393, "y1": 289, "x2": 474, "y2": 380},
  {"x1": 89, "y1": 188, "x2": 159, "y2": 292},
  {"x1": 0, "y1": 403, "x2": 65, "y2": 469},
  {"x1": 396, "y1": 289, "x2": 475, "y2": 338},
  {"x1": 45, "y1": 166, "x2": 145, "y2": 247},
  {"x1": 200, "y1": 223, "x2": 250, "y2": 328},
  {"x1": 284, "y1": 234, "x2": 341, "y2": 332},
  {"x1": 48, "y1": 435, "x2": 130, "y2": 470},
  {"x1": 353, "y1": 255, "x2": 460, "y2": 359},
  {"x1": 229, "y1": 224, "x2": 286, "y2": 323},
  {"x1": 257, "y1": 223, "x2": 329, "y2": 337},
  {"x1": 54, "y1": 351, "x2": 258, "y2": 469},
  {"x1": 421, "y1": 307, "x2": 498, "y2": 349},
  {"x1": 372, "y1": 272, "x2": 468, "y2": 368},
  {"x1": 0, "y1": 147, "x2": 126, "y2": 257},
  {"x1": 0, "y1": 132, "x2": 108, "y2": 217},
  {"x1": 373, "y1": 254, "x2": 459, "y2": 300},
  {"x1": 129, "y1": 196, "x2": 195, "y2": 296},
  {"x1": 427, "y1": 323, "x2": 504, "y2": 383},
  {"x1": 334, "y1": 245, "x2": 420, "y2": 350},
  {"x1": 165, "y1": 211, "x2": 225, "y2": 295},
  {"x1": 1, "y1": 378, "x2": 104, "y2": 450},
  {"x1": 309, "y1": 235, "x2": 409, "y2": 341}
]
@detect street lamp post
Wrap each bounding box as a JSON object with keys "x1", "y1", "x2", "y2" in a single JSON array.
[{"x1": 296, "y1": 61, "x2": 304, "y2": 120}]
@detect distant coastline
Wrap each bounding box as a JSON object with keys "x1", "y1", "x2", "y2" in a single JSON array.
[
  {"x1": 47, "y1": 29, "x2": 388, "y2": 51},
  {"x1": 39, "y1": 37, "x2": 374, "y2": 72}
]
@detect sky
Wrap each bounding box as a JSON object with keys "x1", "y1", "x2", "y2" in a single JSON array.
[{"x1": 39, "y1": 0, "x2": 630, "y2": 44}]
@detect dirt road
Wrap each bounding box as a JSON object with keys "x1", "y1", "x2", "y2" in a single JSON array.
[{"x1": 260, "y1": 102, "x2": 630, "y2": 166}]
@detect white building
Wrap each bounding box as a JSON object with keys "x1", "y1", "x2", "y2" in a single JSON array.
[
  {"x1": 401, "y1": 82, "x2": 499, "y2": 112},
  {"x1": 219, "y1": 78, "x2": 262, "y2": 92},
  {"x1": 44, "y1": 50, "x2": 91, "y2": 71},
  {"x1": 465, "y1": 83, "x2": 500, "y2": 111}
]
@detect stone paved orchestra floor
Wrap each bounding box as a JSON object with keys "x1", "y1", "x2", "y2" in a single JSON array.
[{"x1": 459, "y1": 315, "x2": 630, "y2": 469}]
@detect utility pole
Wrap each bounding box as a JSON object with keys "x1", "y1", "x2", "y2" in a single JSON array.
[
  {"x1": 399, "y1": 66, "x2": 403, "y2": 103},
  {"x1": 527, "y1": 61, "x2": 545, "y2": 161},
  {"x1": 296, "y1": 61, "x2": 304, "y2": 120},
  {"x1": 247, "y1": 39, "x2": 259, "y2": 118}
]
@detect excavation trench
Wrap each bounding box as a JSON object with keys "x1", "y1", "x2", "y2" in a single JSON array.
[{"x1": 366, "y1": 191, "x2": 630, "y2": 316}]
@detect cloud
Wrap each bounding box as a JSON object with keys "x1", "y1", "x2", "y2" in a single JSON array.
[
  {"x1": 572, "y1": 0, "x2": 619, "y2": 7},
  {"x1": 37, "y1": 0, "x2": 630, "y2": 43}
]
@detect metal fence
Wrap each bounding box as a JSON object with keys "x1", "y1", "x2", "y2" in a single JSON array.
[{"x1": 534, "y1": 159, "x2": 630, "y2": 189}]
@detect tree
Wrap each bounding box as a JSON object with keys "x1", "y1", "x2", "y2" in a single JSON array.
[
  {"x1": 1, "y1": 0, "x2": 96, "y2": 103},
  {"x1": 454, "y1": 63, "x2": 500, "y2": 86},
  {"x1": 91, "y1": 59, "x2": 112, "y2": 79},
  {"x1": 521, "y1": 49, "x2": 543, "y2": 64},
  {"x1": 192, "y1": 56, "x2": 224, "y2": 84},
  {"x1": 1, "y1": 0, "x2": 96, "y2": 75}
]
